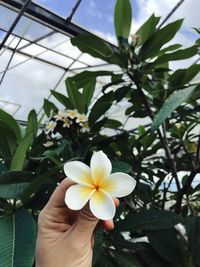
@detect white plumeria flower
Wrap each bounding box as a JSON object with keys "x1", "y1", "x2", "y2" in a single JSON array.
[
  {"x1": 63, "y1": 117, "x2": 70, "y2": 128},
  {"x1": 81, "y1": 122, "x2": 89, "y2": 132},
  {"x1": 66, "y1": 109, "x2": 79, "y2": 119},
  {"x1": 64, "y1": 151, "x2": 136, "y2": 220},
  {"x1": 45, "y1": 120, "x2": 57, "y2": 134},
  {"x1": 76, "y1": 113, "x2": 87, "y2": 123},
  {"x1": 54, "y1": 110, "x2": 66, "y2": 121}
]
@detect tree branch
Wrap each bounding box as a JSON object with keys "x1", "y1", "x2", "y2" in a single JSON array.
[
  {"x1": 128, "y1": 72, "x2": 181, "y2": 191},
  {"x1": 175, "y1": 166, "x2": 200, "y2": 213}
]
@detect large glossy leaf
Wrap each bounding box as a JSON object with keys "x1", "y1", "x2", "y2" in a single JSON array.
[
  {"x1": 185, "y1": 216, "x2": 200, "y2": 265},
  {"x1": 136, "y1": 14, "x2": 160, "y2": 45},
  {"x1": 0, "y1": 209, "x2": 36, "y2": 267},
  {"x1": 10, "y1": 133, "x2": 32, "y2": 171},
  {"x1": 43, "y1": 99, "x2": 58, "y2": 116},
  {"x1": 0, "y1": 171, "x2": 33, "y2": 199},
  {"x1": 82, "y1": 80, "x2": 96, "y2": 113},
  {"x1": 115, "y1": 209, "x2": 182, "y2": 232},
  {"x1": 156, "y1": 44, "x2": 182, "y2": 57},
  {"x1": 65, "y1": 78, "x2": 84, "y2": 113},
  {"x1": 147, "y1": 228, "x2": 189, "y2": 267},
  {"x1": 50, "y1": 90, "x2": 73, "y2": 109},
  {"x1": 114, "y1": 0, "x2": 132, "y2": 39},
  {"x1": 71, "y1": 71, "x2": 113, "y2": 88},
  {"x1": 169, "y1": 64, "x2": 200, "y2": 88},
  {"x1": 151, "y1": 85, "x2": 196, "y2": 131},
  {"x1": 113, "y1": 252, "x2": 141, "y2": 267},
  {"x1": 0, "y1": 109, "x2": 21, "y2": 142},
  {"x1": 0, "y1": 122, "x2": 17, "y2": 160},
  {"x1": 93, "y1": 229, "x2": 103, "y2": 265},
  {"x1": 21, "y1": 166, "x2": 62, "y2": 203},
  {"x1": 139, "y1": 19, "x2": 183, "y2": 60},
  {"x1": 71, "y1": 34, "x2": 113, "y2": 60},
  {"x1": 152, "y1": 45, "x2": 198, "y2": 66},
  {"x1": 26, "y1": 109, "x2": 38, "y2": 139},
  {"x1": 88, "y1": 92, "x2": 114, "y2": 125}
]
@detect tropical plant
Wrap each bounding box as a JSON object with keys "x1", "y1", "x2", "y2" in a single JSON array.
[{"x1": 0, "y1": 0, "x2": 200, "y2": 266}]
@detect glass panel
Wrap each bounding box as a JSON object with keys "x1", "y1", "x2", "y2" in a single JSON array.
[
  {"x1": 54, "y1": 40, "x2": 82, "y2": 59},
  {"x1": 38, "y1": 50, "x2": 74, "y2": 68},
  {"x1": 0, "y1": 51, "x2": 64, "y2": 120},
  {"x1": 0, "y1": 30, "x2": 6, "y2": 42},
  {"x1": 21, "y1": 44, "x2": 47, "y2": 56},
  {"x1": 73, "y1": 0, "x2": 116, "y2": 43},
  {"x1": 32, "y1": 0, "x2": 78, "y2": 18},
  {"x1": 79, "y1": 54, "x2": 106, "y2": 66},
  {"x1": 38, "y1": 33, "x2": 69, "y2": 49},
  {"x1": 0, "y1": 5, "x2": 17, "y2": 31}
]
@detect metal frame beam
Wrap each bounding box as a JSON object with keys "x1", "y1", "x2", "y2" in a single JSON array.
[{"x1": 0, "y1": 0, "x2": 115, "y2": 48}]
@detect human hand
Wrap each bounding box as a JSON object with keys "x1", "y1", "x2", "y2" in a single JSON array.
[{"x1": 35, "y1": 178, "x2": 119, "y2": 267}]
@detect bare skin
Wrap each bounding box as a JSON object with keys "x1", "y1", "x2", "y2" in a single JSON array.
[{"x1": 36, "y1": 178, "x2": 119, "y2": 267}]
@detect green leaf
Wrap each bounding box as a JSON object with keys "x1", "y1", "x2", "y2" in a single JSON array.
[
  {"x1": 113, "y1": 252, "x2": 141, "y2": 267},
  {"x1": 0, "y1": 171, "x2": 33, "y2": 199},
  {"x1": 114, "y1": 85, "x2": 131, "y2": 102},
  {"x1": 93, "y1": 229, "x2": 103, "y2": 265},
  {"x1": 185, "y1": 216, "x2": 200, "y2": 265},
  {"x1": 115, "y1": 209, "x2": 182, "y2": 232},
  {"x1": 169, "y1": 64, "x2": 200, "y2": 88},
  {"x1": 21, "y1": 166, "x2": 61, "y2": 203},
  {"x1": 71, "y1": 71, "x2": 113, "y2": 88},
  {"x1": 139, "y1": 19, "x2": 183, "y2": 59},
  {"x1": 71, "y1": 34, "x2": 113, "y2": 60},
  {"x1": 89, "y1": 102, "x2": 112, "y2": 125},
  {"x1": 114, "y1": 0, "x2": 132, "y2": 39},
  {"x1": 10, "y1": 133, "x2": 32, "y2": 171},
  {"x1": 152, "y1": 85, "x2": 196, "y2": 131},
  {"x1": 156, "y1": 44, "x2": 182, "y2": 57},
  {"x1": 88, "y1": 92, "x2": 114, "y2": 125},
  {"x1": 43, "y1": 99, "x2": 58, "y2": 117},
  {"x1": 112, "y1": 161, "x2": 132, "y2": 173},
  {"x1": 147, "y1": 228, "x2": 189, "y2": 267},
  {"x1": 153, "y1": 45, "x2": 198, "y2": 65},
  {"x1": 0, "y1": 161, "x2": 7, "y2": 174},
  {"x1": 26, "y1": 109, "x2": 38, "y2": 139},
  {"x1": 105, "y1": 119, "x2": 122, "y2": 129},
  {"x1": 0, "y1": 209, "x2": 36, "y2": 267},
  {"x1": 136, "y1": 14, "x2": 160, "y2": 45},
  {"x1": 0, "y1": 122, "x2": 17, "y2": 160},
  {"x1": 0, "y1": 109, "x2": 21, "y2": 142},
  {"x1": 50, "y1": 90, "x2": 73, "y2": 109},
  {"x1": 82, "y1": 80, "x2": 96, "y2": 113},
  {"x1": 65, "y1": 78, "x2": 84, "y2": 113}
]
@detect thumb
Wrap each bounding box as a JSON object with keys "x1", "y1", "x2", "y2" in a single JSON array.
[{"x1": 73, "y1": 204, "x2": 99, "y2": 240}]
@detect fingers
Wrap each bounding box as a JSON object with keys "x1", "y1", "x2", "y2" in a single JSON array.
[
  {"x1": 72, "y1": 204, "x2": 99, "y2": 241},
  {"x1": 46, "y1": 178, "x2": 75, "y2": 209},
  {"x1": 102, "y1": 198, "x2": 119, "y2": 231}
]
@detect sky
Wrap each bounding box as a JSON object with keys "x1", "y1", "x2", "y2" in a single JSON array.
[{"x1": 33, "y1": 0, "x2": 199, "y2": 46}]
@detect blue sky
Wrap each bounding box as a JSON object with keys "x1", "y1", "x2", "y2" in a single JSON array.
[{"x1": 33, "y1": 0, "x2": 199, "y2": 45}]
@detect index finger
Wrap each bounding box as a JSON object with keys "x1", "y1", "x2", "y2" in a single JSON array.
[{"x1": 46, "y1": 178, "x2": 75, "y2": 209}]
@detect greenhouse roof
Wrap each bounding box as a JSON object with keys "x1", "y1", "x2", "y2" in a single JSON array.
[{"x1": 0, "y1": 0, "x2": 199, "y2": 127}]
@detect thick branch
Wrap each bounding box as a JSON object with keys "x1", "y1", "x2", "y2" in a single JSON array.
[
  {"x1": 196, "y1": 131, "x2": 200, "y2": 164},
  {"x1": 175, "y1": 166, "x2": 200, "y2": 213},
  {"x1": 128, "y1": 73, "x2": 181, "y2": 191}
]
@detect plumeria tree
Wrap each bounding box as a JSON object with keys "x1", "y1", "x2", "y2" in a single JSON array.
[{"x1": 0, "y1": 0, "x2": 200, "y2": 266}]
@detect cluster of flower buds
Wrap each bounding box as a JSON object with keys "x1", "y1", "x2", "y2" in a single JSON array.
[{"x1": 45, "y1": 109, "x2": 89, "y2": 135}]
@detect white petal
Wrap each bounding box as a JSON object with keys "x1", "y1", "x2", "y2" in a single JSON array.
[
  {"x1": 90, "y1": 151, "x2": 112, "y2": 185},
  {"x1": 101, "y1": 172, "x2": 136, "y2": 197},
  {"x1": 64, "y1": 161, "x2": 93, "y2": 186},
  {"x1": 65, "y1": 184, "x2": 95, "y2": 210},
  {"x1": 89, "y1": 189, "x2": 116, "y2": 220}
]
